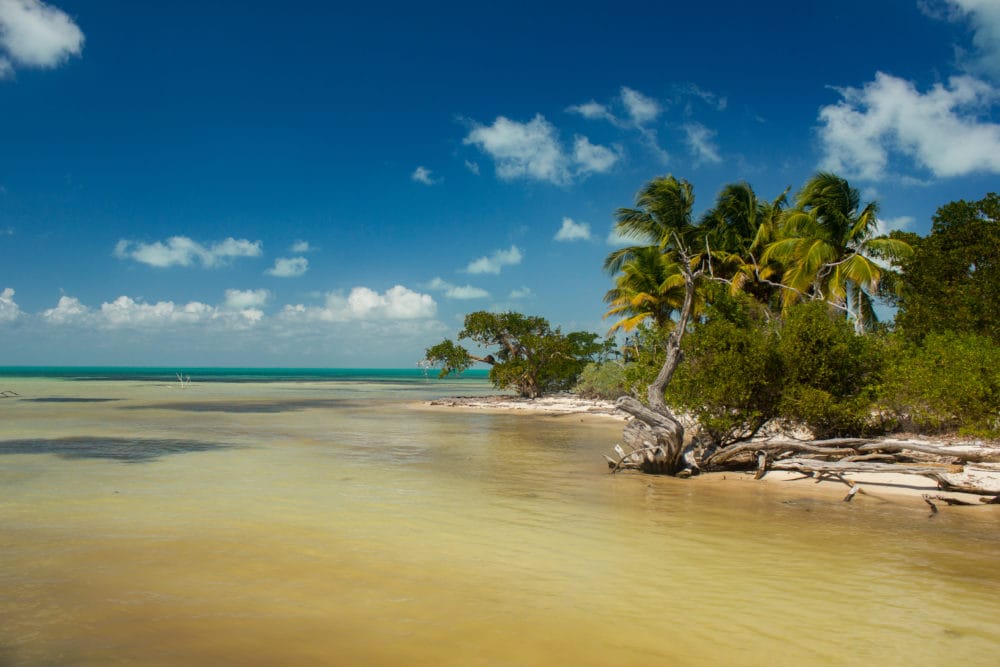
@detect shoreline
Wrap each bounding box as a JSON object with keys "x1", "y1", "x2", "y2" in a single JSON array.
[{"x1": 418, "y1": 393, "x2": 1000, "y2": 509}]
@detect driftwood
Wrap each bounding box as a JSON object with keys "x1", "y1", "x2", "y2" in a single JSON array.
[{"x1": 607, "y1": 421, "x2": 1000, "y2": 508}]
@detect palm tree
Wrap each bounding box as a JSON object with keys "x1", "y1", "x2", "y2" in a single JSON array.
[
  {"x1": 603, "y1": 175, "x2": 697, "y2": 275},
  {"x1": 762, "y1": 172, "x2": 912, "y2": 332},
  {"x1": 698, "y1": 181, "x2": 788, "y2": 310},
  {"x1": 603, "y1": 245, "x2": 687, "y2": 334}
]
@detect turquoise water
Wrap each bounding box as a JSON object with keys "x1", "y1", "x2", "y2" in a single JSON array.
[{"x1": 0, "y1": 366, "x2": 491, "y2": 384}]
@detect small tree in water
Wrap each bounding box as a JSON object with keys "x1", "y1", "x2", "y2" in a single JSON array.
[{"x1": 424, "y1": 311, "x2": 608, "y2": 398}]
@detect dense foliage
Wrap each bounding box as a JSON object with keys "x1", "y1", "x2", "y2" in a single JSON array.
[
  {"x1": 426, "y1": 178, "x2": 999, "y2": 440},
  {"x1": 895, "y1": 193, "x2": 1000, "y2": 344},
  {"x1": 595, "y1": 175, "x2": 998, "y2": 441},
  {"x1": 425, "y1": 311, "x2": 608, "y2": 398},
  {"x1": 665, "y1": 292, "x2": 782, "y2": 446}
]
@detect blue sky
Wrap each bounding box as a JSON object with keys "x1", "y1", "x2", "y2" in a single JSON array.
[{"x1": 1, "y1": 0, "x2": 999, "y2": 367}]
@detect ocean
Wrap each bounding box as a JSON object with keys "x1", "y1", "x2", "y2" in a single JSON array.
[{"x1": 1, "y1": 368, "x2": 998, "y2": 665}]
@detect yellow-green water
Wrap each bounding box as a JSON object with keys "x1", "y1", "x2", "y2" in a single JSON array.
[{"x1": 1, "y1": 378, "x2": 998, "y2": 665}]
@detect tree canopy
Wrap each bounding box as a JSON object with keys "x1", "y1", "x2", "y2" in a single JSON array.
[
  {"x1": 895, "y1": 193, "x2": 1000, "y2": 343},
  {"x1": 424, "y1": 311, "x2": 608, "y2": 398}
]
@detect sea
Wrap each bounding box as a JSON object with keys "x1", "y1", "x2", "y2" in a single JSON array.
[{"x1": 1, "y1": 367, "x2": 998, "y2": 665}]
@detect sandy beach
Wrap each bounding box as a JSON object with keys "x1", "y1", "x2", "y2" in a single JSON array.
[{"x1": 419, "y1": 393, "x2": 1000, "y2": 509}]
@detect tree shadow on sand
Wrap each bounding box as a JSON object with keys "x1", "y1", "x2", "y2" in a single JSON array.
[{"x1": 0, "y1": 437, "x2": 237, "y2": 463}]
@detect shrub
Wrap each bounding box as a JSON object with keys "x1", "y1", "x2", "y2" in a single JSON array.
[
  {"x1": 574, "y1": 361, "x2": 629, "y2": 400},
  {"x1": 666, "y1": 300, "x2": 782, "y2": 446},
  {"x1": 776, "y1": 301, "x2": 883, "y2": 438},
  {"x1": 880, "y1": 332, "x2": 1000, "y2": 437}
]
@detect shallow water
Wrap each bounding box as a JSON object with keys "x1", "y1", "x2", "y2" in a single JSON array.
[{"x1": 1, "y1": 377, "x2": 998, "y2": 665}]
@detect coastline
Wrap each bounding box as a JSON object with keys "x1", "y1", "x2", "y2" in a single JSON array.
[{"x1": 418, "y1": 394, "x2": 1000, "y2": 509}]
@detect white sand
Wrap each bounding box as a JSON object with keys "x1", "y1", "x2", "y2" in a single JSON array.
[{"x1": 419, "y1": 394, "x2": 1000, "y2": 508}]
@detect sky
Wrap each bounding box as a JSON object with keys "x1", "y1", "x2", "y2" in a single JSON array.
[{"x1": 1, "y1": 0, "x2": 999, "y2": 367}]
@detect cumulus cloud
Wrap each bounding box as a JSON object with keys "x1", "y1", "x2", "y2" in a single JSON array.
[
  {"x1": 114, "y1": 236, "x2": 263, "y2": 268},
  {"x1": 42, "y1": 294, "x2": 88, "y2": 324},
  {"x1": 289, "y1": 240, "x2": 312, "y2": 253},
  {"x1": 223, "y1": 288, "x2": 268, "y2": 310},
  {"x1": 465, "y1": 245, "x2": 523, "y2": 274},
  {"x1": 0, "y1": 0, "x2": 83, "y2": 78},
  {"x1": 266, "y1": 256, "x2": 308, "y2": 277},
  {"x1": 509, "y1": 287, "x2": 533, "y2": 299},
  {"x1": 412, "y1": 165, "x2": 438, "y2": 185},
  {"x1": 554, "y1": 217, "x2": 592, "y2": 242},
  {"x1": 99, "y1": 296, "x2": 215, "y2": 328},
  {"x1": 818, "y1": 71, "x2": 1000, "y2": 180},
  {"x1": 427, "y1": 277, "x2": 489, "y2": 300},
  {"x1": 572, "y1": 136, "x2": 620, "y2": 174},
  {"x1": 683, "y1": 122, "x2": 722, "y2": 164},
  {"x1": 464, "y1": 160, "x2": 480, "y2": 175},
  {"x1": 282, "y1": 285, "x2": 436, "y2": 322},
  {"x1": 463, "y1": 114, "x2": 616, "y2": 184},
  {"x1": 464, "y1": 114, "x2": 571, "y2": 184},
  {"x1": 0, "y1": 286, "x2": 21, "y2": 321},
  {"x1": 42, "y1": 291, "x2": 269, "y2": 329}
]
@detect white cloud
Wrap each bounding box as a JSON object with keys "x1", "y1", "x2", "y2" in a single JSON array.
[
  {"x1": 464, "y1": 160, "x2": 480, "y2": 175},
  {"x1": 572, "y1": 136, "x2": 620, "y2": 174},
  {"x1": 463, "y1": 114, "x2": 619, "y2": 184},
  {"x1": 554, "y1": 217, "x2": 592, "y2": 242},
  {"x1": 115, "y1": 236, "x2": 263, "y2": 268},
  {"x1": 412, "y1": 165, "x2": 438, "y2": 185},
  {"x1": 464, "y1": 114, "x2": 571, "y2": 184},
  {"x1": 0, "y1": 286, "x2": 21, "y2": 321},
  {"x1": 875, "y1": 215, "x2": 915, "y2": 236},
  {"x1": 0, "y1": 0, "x2": 83, "y2": 77},
  {"x1": 427, "y1": 277, "x2": 490, "y2": 300},
  {"x1": 290, "y1": 240, "x2": 312, "y2": 253},
  {"x1": 566, "y1": 99, "x2": 617, "y2": 123},
  {"x1": 282, "y1": 285, "x2": 436, "y2": 322},
  {"x1": 620, "y1": 86, "x2": 661, "y2": 125},
  {"x1": 923, "y1": 0, "x2": 1000, "y2": 81},
  {"x1": 223, "y1": 288, "x2": 268, "y2": 310},
  {"x1": 569, "y1": 86, "x2": 669, "y2": 162},
  {"x1": 266, "y1": 256, "x2": 308, "y2": 277},
  {"x1": 682, "y1": 122, "x2": 722, "y2": 164},
  {"x1": 100, "y1": 296, "x2": 215, "y2": 328},
  {"x1": 465, "y1": 245, "x2": 523, "y2": 274},
  {"x1": 818, "y1": 71, "x2": 1000, "y2": 180},
  {"x1": 42, "y1": 295, "x2": 89, "y2": 324},
  {"x1": 509, "y1": 287, "x2": 533, "y2": 299}
]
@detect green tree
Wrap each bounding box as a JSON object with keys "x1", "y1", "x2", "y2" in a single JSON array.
[
  {"x1": 763, "y1": 173, "x2": 911, "y2": 332},
  {"x1": 895, "y1": 193, "x2": 1000, "y2": 343},
  {"x1": 424, "y1": 311, "x2": 606, "y2": 398},
  {"x1": 880, "y1": 332, "x2": 1000, "y2": 437},
  {"x1": 776, "y1": 301, "x2": 883, "y2": 437},
  {"x1": 665, "y1": 291, "x2": 783, "y2": 446}
]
